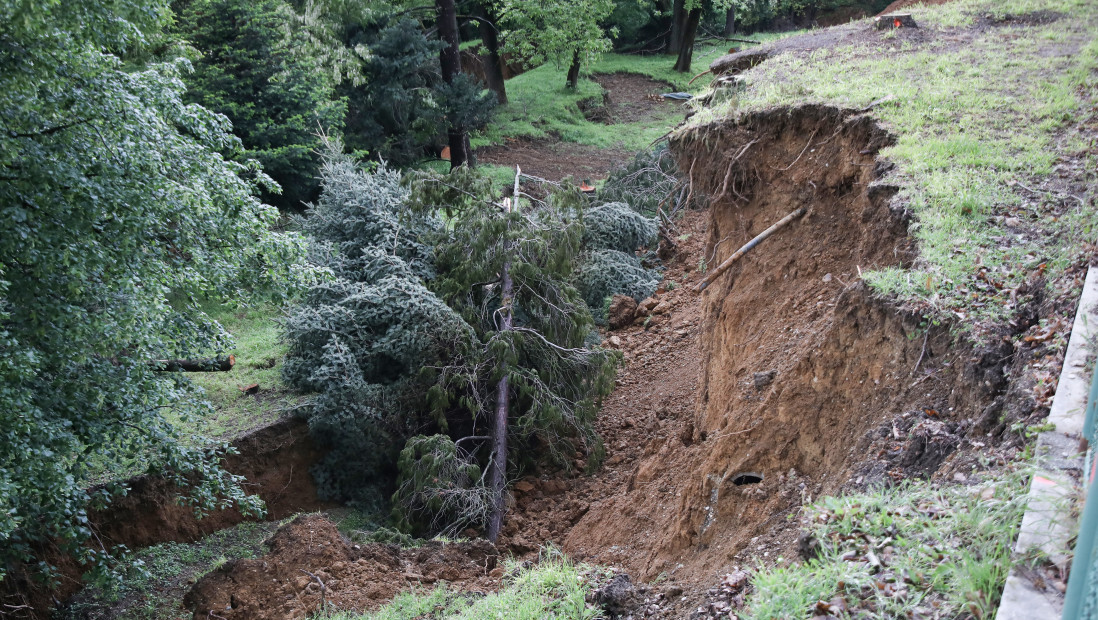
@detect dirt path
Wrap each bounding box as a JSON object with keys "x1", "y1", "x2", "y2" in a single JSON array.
[{"x1": 476, "y1": 73, "x2": 682, "y2": 182}]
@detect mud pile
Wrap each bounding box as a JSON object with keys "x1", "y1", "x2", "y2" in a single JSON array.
[{"x1": 185, "y1": 515, "x2": 500, "y2": 620}]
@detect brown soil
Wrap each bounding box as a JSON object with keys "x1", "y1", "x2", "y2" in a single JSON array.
[
  {"x1": 592, "y1": 73, "x2": 681, "y2": 124},
  {"x1": 184, "y1": 515, "x2": 500, "y2": 620},
  {"x1": 476, "y1": 138, "x2": 634, "y2": 184},
  {"x1": 475, "y1": 72, "x2": 684, "y2": 183},
  {"x1": 495, "y1": 104, "x2": 1029, "y2": 617},
  {"x1": 3, "y1": 417, "x2": 330, "y2": 618}
]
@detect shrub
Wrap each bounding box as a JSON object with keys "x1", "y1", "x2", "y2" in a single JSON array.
[{"x1": 283, "y1": 148, "x2": 475, "y2": 508}]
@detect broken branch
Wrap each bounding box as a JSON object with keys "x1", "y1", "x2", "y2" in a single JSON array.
[{"x1": 694, "y1": 207, "x2": 807, "y2": 292}]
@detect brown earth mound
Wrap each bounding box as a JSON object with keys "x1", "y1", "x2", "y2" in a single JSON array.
[{"x1": 184, "y1": 515, "x2": 500, "y2": 620}]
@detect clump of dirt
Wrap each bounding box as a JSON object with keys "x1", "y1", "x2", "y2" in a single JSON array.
[
  {"x1": 184, "y1": 515, "x2": 500, "y2": 620},
  {"x1": 592, "y1": 73, "x2": 681, "y2": 124}
]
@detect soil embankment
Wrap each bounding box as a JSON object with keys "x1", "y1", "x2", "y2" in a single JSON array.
[
  {"x1": 3, "y1": 417, "x2": 329, "y2": 617},
  {"x1": 497, "y1": 104, "x2": 1033, "y2": 617}
]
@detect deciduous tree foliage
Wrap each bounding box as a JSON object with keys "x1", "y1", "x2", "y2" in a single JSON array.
[
  {"x1": 174, "y1": 0, "x2": 347, "y2": 210},
  {"x1": 493, "y1": 0, "x2": 617, "y2": 88},
  {"x1": 0, "y1": 0, "x2": 311, "y2": 580}
]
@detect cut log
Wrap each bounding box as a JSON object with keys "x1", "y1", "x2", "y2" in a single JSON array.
[
  {"x1": 875, "y1": 14, "x2": 917, "y2": 29},
  {"x1": 151, "y1": 355, "x2": 235, "y2": 372}
]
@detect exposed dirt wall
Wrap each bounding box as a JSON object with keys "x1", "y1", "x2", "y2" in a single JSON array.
[
  {"x1": 88, "y1": 416, "x2": 329, "y2": 550},
  {"x1": 555, "y1": 105, "x2": 1007, "y2": 589},
  {"x1": 3, "y1": 416, "x2": 329, "y2": 618}
]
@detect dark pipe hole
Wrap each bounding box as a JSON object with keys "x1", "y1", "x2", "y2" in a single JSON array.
[{"x1": 732, "y1": 472, "x2": 763, "y2": 486}]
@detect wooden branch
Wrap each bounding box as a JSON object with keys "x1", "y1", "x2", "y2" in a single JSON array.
[
  {"x1": 151, "y1": 355, "x2": 235, "y2": 372},
  {"x1": 694, "y1": 207, "x2": 807, "y2": 292}
]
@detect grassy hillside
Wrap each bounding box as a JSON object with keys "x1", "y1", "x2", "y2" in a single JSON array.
[{"x1": 690, "y1": 0, "x2": 1098, "y2": 329}]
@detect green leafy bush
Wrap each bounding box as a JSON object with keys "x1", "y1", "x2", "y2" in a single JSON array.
[{"x1": 0, "y1": 0, "x2": 310, "y2": 580}]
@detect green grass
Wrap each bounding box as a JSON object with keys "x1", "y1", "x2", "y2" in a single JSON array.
[
  {"x1": 60, "y1": 520, "x2": 279, "y2": 620},
  {"x1": 743, "y1": 469, "x2": 1030, "y2": 619},
  {"x1": 473, "y1": 39, "x2": 779, "y2": 152},
  {"x1": 328, "y1": 547, "x2": 605, "y2": 620},
  {"x1": 180, "y1": 302, "x2": 303, "y2": 440},
  {"x1": 686, "y1": 0, "x2": 1098, "y2": 329}
]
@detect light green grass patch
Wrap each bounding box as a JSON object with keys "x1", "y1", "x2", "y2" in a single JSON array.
[
  {"x1": 474, "y1": 39, "x2": 784, "y2": 152},
  {"x1": 743, "y1": 469, "x2": 1029, "y2": 619},
  {"x1": 329, "y1": 547, "x2": 605, "y2": 620},
  {"x1": 181, "y1": 302, "x2": 302, "y2": 440}
]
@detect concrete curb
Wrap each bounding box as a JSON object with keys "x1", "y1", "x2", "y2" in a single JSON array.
[{"x1": 996, "y1": 267, "x2": 1098, "y2": 620}]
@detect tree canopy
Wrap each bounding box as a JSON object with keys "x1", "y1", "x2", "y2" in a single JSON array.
[
  {"x1": 0, "y1": 0, "x2": 311, "y2": 579},
  {"x1": 174, "y1": 0, "x2": 347, "y2": 210},
  {"x1": 493, "y1": 0, "x2": 616, "y2": 88}
]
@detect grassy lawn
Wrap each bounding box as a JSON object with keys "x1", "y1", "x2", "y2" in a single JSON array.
[
  {"x1": 473, "y1": 39, "x2": 778, "y2": 152},
  {"x1": 180, "y1": 302, "x2": 304, "y2": 441},
  {"x1": 689, "y1": 0, "x2": 1098, "y2": 329}
]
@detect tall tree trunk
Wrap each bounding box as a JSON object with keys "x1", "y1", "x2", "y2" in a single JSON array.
[
  {"x1": 487, "y1": 168, "x2": 520, "y2": 543},
  {"x1": 436, "y1": 0, "x2": 470, "y2": 168},
  {"x1": 668, "y1": 0, "x2": 686, "y2": 54},
  {"x1": 565, "y1": 49, "x2": 581, "y2": 89},
  {"x1": 475, "y1": 2, "x2": 507, "y2": 104},
  {"x1": 673, "y1": 8, "x2": 702, "y2": 72},
  {"x1": 724, "y1": 6, "x2": 736, "y2": 36}
]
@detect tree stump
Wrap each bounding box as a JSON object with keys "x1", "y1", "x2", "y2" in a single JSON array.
[{"x1": 875, "y1": 13, "x2": 918, "y2": 29}]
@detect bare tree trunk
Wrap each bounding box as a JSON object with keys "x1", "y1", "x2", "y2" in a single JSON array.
[
  {"x1": 476, "y1": 2, "x2": 507, "y2": 104},
  {"x1": 724, "y1": 6, "x2": 736, "y2": 36},
  {"x1": 673, "y1": 8, "x2": 702, "y2": 72},
  {"x1": 487, "y1": 167, "x2": 521, "y2": 543},
  {"x1": 565, "y1": 49, "x2": 581, "y2": 89},
  {"x1": 668, "y1": 0, "x2": 686, "y2": 54},
  {"x1": 437, "y1": 0, "x2": 470, "y2": 168}
]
